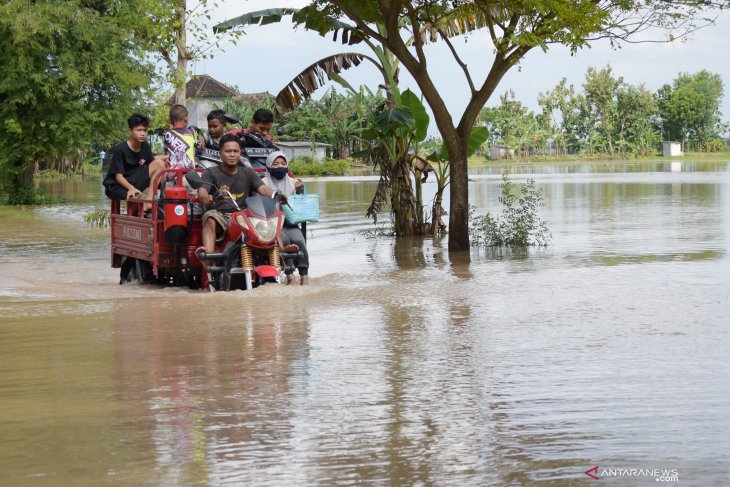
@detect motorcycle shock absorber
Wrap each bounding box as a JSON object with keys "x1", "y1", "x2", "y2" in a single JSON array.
[
  {"x1": 240, "y1": 244, "x2": 253, "y2": 271},
  {"x1": 269, "y1": 246, "x2": 281, "y2": 270}
]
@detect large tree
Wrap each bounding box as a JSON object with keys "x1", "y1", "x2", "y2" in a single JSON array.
[
  {"x1": 657, "y1": 70, "x2": 725, "y2": 150},
  {"x1": 0, "y1": 0, "x2": 154, "y2": 203},
  {"x1": 135, "y1": 0, "x2": 242, "y2": 105},
  {"x1": 292, "y1": 0, "x2": 724, "y2": 251}
]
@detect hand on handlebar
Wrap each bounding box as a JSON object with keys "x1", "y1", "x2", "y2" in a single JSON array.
[
  {"x1": 274, "y1": 192, "x2": 288, "y2": 205},
  {"x1": 197, "y1": 192, "x2": 214, "y2": 206}
]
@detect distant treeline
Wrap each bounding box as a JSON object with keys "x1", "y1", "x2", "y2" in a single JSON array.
[{"x1": 478, "y1": 66, "x2": 728, "y2": 158}]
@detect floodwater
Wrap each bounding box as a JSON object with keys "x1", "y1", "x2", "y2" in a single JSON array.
[{"x1": 1, "y1": 161, "x2": 729, "y2": 486}]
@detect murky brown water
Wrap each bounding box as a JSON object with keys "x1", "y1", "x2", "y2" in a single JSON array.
[{"x1": 1, "y1": 161, "x2": 729, "y2": 486}]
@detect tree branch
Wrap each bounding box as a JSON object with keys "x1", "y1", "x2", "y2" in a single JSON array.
[
  {"x1": 438, "y1": 28, "x2": 475, "y2": 94},
  {"x1": 406, "y1": 3, "x2": 427, "y2": 70}
]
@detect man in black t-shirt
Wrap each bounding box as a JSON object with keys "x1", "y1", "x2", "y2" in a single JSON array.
[
  {"x1": 103, "y1": 113, "x2": 168, "y2": 202},
  {"x1": 197, "y1": 134, "x2": 275, "y2": 254}
]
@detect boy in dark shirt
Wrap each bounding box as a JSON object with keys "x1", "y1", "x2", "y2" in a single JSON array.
[
  {"x1": 198, "y1": 109, "x2": 228, "y2": 167},
  {"x1": 226, "y1": 108, "x2": 274, "y2": 140},
  {"x1": 103, "y1": 113, "x2": 168, "y2": 202},
  {"x1": 196, "y1": 134, "x2": 275, "y2": 255},
  {"x1": 204, "y1": 109, "x2": 227, "y2": 150}
]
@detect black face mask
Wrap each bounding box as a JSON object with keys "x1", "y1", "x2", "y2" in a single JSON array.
[{"x1": 268, "y1": 167, "x2": 288, "y2": 180}]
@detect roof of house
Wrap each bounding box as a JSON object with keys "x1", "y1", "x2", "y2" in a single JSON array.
[
  {"x1": 234, "y1": 92, "x2": 269, "y2": 103},
  {"x1": 166, "y1": 74, "x2": 237, "y2": 104},
  {"x1": 186, "y1": 74, "x2": 236, "y2": 98}
]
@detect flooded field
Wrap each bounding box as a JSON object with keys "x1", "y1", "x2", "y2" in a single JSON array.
[{"x1": 1, "y1": 161, "x2": 729, "y2": 486}]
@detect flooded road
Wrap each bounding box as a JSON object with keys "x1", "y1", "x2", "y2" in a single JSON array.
[{"x1": 1, "y1": 161, "x2": 729, "y2": 486}]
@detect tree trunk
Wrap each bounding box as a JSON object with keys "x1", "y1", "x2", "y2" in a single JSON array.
[
  {"x1": 431, "y1": 183, "x2": 446, "y2": 238},
  {"x1": 391, "y1": 153, "x2": 418, "y2": 236},
  {"x1": 173, "y1": 0, "x2": 187, "y2": 106},
  {"x1": 446, "y1": 143, "x2": 469, "y2": 252},
  {"x1": 7, "y1": 157, "x2": 35, "y2": 205}
]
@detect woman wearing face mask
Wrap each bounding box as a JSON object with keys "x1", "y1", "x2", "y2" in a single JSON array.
[{"x1": 262, "y1": 151, "x2": 310, "y2": 285}]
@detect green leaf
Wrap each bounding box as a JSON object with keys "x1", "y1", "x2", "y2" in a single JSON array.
[
  {"x1": 374, "y1": 108, "x2": 415, "y2": 133},
  {"x1": 213, "y1": 8, "x2": 298, "y2": 33},
  {"x1": 466, "y1": 127, "x2": 489, "y2": 157},
  {"x1": 329, "y1": 72, "x2": 357, "y2": 95},
  {"x1": 426, "y1": 150, "x2": 442, "y2": 163},
  {"x1": 400, "y1": 89, "x2": 429, "y2": 142}
]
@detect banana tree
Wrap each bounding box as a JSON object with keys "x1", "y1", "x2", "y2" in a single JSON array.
[
  {"x1": 214, "y1": 8, "x2": 482, "y2": 235},
  {"x1": 216, "y1": 9, "x2": 421, "y2": 233}
]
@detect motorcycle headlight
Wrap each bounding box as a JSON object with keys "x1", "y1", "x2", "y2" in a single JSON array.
[
  {"x1": 234, "y1": 214, "x2": 249, "y2": 231},
  {"x1": 249, "y1": 216, "x2": 279, "y2": 243}
]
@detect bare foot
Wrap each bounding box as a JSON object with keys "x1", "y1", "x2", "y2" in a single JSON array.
[{"x1": 300, "y1": 276, "x2": 309, "y2": 286}]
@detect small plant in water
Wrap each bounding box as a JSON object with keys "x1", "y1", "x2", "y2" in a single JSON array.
[
  {"x1": 358, "y1": 222, "x2": 397, "y2": 239},
  {"x1": 470, "y1": 174, "x2": 551, "y2": 247},
  {"x1": 83, "y1": 207, "x2": 111, "y2": 228}
]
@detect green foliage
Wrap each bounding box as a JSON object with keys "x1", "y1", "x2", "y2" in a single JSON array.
[
  {"x1": 470, "y1": 175, "x2": 551, "y2": 247},
  {"x1": 657, "y1": 70, "x2": 725, "y2": 149},
  {"x1": 289, "y1": 157, "x2": 350, "y2": 176},
  {"x1": 5, "y1": 187, "x2": 58, "y2": 206},
  {"x1": 480, "y1": 90, "x2": 548, "y2": 157},
  {"x1": 280, "y1": 88, "x2": 384, "y2": 159},
  {"x1": 83, "y1": 207, "x2": 111, "y2": 229},
  {"x1": 133, "y1": 0, "x2": 243, "y2": 99},
  {"x1": 487, "y1": 66, "x2": 726, "y2": 158},
  {"x1": 0, "y1": 0, "x2": 154, "y2": 198}
]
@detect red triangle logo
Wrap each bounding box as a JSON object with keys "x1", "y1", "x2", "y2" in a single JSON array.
[{"x1": 584, "y1": 466, "x2": 599, "y2": 480}]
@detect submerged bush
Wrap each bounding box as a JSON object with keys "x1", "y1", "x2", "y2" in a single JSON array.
[
  {"x1": 83, "y1": 207, "x2": 111, "y2": 228},
  {"x1": 470, "y1": 175, "x2": 551, "y2": 247}
]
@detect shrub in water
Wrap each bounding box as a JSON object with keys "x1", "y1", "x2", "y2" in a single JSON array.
[
  {"x1": 83, "y1": 207, "x2": 111, "y2": 228},
  {"x1": 470, "y1": 175, "x2": 551, "y2": 247}
]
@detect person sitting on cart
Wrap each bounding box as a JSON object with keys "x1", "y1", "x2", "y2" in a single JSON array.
[
  {"x1": 226, "y1": 108, "x2": 274, "y2": 140},
  {"x1": 260, "y1": 151, "x2": 309, "y2": 285},
  {"x1": 103, "y1": 113, "x2": 168, "y2": 212},
  {"x1": 164, "y1": 104, "x2": 202, "y2": 192},
  {"x1": 203, "y1": 109, "x2": 227, "y2": 150},
  {"x1": 196, "y1": 134, "x2": 275, "y2": 256}
]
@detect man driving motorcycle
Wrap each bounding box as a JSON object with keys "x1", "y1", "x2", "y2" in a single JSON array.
[{"x1": 195, "y1": 134, "x2": 275, "y2": 256}]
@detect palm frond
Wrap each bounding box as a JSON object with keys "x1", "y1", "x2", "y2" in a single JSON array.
[
  {"x1": 213, "y1": 8, "x2": 298, "y2": 33},
  {"x1": 276, "y1": 53, "x2": 382, "y2": 111},
  {"x1": 418, "y1": 4, "x2": 508, "y2": 43}
]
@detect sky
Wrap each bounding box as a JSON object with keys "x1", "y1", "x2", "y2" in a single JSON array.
[{"x1": 192, "y1": 1, "x2": 730, "y2": 136}]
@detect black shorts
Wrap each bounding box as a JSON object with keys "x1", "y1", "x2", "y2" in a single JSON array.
[{"x1": 104, "y1": 184, "x2": 129, "y2": 200}]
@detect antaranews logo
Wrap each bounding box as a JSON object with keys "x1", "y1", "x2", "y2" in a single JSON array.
[
  {"x1": 584, "y1": 466, "x2": 599, "y2": 480},
  {"x1": 584, "y1": 466, "x2": 679, "y2": 482}
]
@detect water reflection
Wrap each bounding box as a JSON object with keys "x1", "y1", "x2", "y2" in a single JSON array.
[{"x1": 112, "y1": 299, "x2": 313, "y2": 485}]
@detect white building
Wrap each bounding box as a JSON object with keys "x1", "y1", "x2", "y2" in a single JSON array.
[
  {"x1": 662, "y1": 141, "x2": 683, "y2": 157},
  {"x1": 276, "y1": 142, "x2": 330, "y2": 162},
  {"x1": 489, "y1": 144, "x2": 515, "y2": 160}
]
